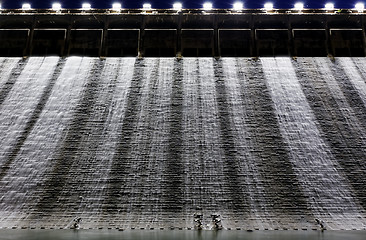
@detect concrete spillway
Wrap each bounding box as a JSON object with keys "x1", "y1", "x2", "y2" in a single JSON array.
[{"x1": 0, "y1": 57, "x2": 366, "y2": 230}]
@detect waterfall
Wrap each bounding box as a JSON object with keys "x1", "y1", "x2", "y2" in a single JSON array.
[
  {"x1": 0, "y1": 57, "x2": 94, "y2": 227},
  {"x1": 0, "y1": 58, "x2": 59, "y2": 166},
  {"x1": 0, "y1": 58, "x2": 21, "y2": 88},
  {"x1": 0, "y1": 57, "x2": 365, "y2": 230},
  {"x1": 261, "y1": 57, "x2": 366, "y2": 230},
  {"x1": 218, "y1": 58, "x2": 267, "y2": 228},
  {"x1": 337, "y1": 58, "x2": 366, "y2": 108},
  {"x1": 181, "y1": 58, "x2": 235, "y2": 228}
]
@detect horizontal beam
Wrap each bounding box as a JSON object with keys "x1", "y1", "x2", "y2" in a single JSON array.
[{"x1": 0, "y1": 13, "x2": 365, "y2": 57}]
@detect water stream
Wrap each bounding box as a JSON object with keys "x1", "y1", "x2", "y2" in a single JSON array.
[
  {"x1": 0, "y1": 57, "x2": 365, "y2": 230},
  {"x1": 261, "y1": 57, "x2": 365, "y2": 230}
]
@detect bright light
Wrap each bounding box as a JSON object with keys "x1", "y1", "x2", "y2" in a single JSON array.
[
  {"x1": 264, "y1": 2, "x2": 274, "y2": 11},
  {"x1": 324, "y1": 3, "x2": 334, "y2": 11},
  {"x1": 294, "y1": 2, "x2": 304, "y2": 11},
  {"x1": 203, "y1": 2, "x2": 213, "y2": 10},
  {"x1": 173, "y1": 2, "x2": 182, "y2": 10},
  {"x1": 324, "y1": 3, "x2": 334, "y2": 10},
  {"x1": 143, "y1": 3, "x2": 152, "y2": 10},
  {"x1": 112, "y1": 3, "x2": 122, "y2": 10},
  {"x1": 233, "y1": 2, "x2": 243, "y2": 10},
  {"x1": 82, "y1": 3, "x2": 91, "y2": 10},
  {"x1": 52, "y1": 3, "x2": 62, "y2": 11},
  {"x1": 355, "y1": 2, "x2": 365, "y2": 12},
  {"x1": 22, "y1": 3, "x2": 31, "y2": 10}
]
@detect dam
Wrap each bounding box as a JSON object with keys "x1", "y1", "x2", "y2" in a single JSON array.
[{"x1": 0, "y1": 8, "x2": 366, "y2": 232}]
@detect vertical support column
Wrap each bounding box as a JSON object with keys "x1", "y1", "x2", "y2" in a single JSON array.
[
  {"x1": 325, "y1": 15, "x2": 333, "y2": 57},
  {"x1": 24, "y1": 16, "x2": 36, "y2": 57},
  {"x1": 176, "y1": 11, "x2": 183, "y2": 57},
  {"x1": 250, "y1": 14, "x2": 257, "y2": 57},
  {"x1": 213, "y1": 15, "x2": 220, "y2": 57},
  {"x1": 100, "y1": 15, "x2": 109, "y2": 57},
  {"x1": 63, "y1": 16, "x2": 73, "y2": 57},
  {"x1": 138, "y1": 15, "x2": 146, "y2": 58},
  {"x1": 287, "y1": 15, "x2": 294, "y2": 57},
  {"x1": 361, "y1": 15, "x2": 366, "y2": 57}
]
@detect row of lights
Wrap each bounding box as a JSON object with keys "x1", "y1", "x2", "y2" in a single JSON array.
[
  {"x1": 0, "y1": 2, "x2": 365, "y2": 12},
  {"x1": 292, "y1": 2, "x2": 365, "y2": 11}
]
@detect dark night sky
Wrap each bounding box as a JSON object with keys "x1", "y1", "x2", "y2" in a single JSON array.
[{"x1": 0, "y1": 0, "x2": 361, "y2": 10}]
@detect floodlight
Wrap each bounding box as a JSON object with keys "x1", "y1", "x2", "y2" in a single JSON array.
[
  {"x1": 233, "y1": 2, "x2": 243, "y2": 10},
  {"x1": 264, "y1": 2, "x2": 274, "y2": 11},
  {"x1": 355, "y1": 2, "x2": 365, "y2": 12},
  {"x1": 22, "y1": 3, "x2": 31, "y2": 10},
  {"x1": 324, "y1": 3, "x2": 334, "y2": 10},
  {"x1": 52, "y1": 3, "x2": 62, "y2": 11},
  {"x1": 112, "y1": 3, "x2": 122, "y2": 10},
  {"x1": 203, "y1": 2, "x2": 213, "y2": 10},
  {"x1": 173, "y1": 2, "x2": 182, "y2": 11},
  {"x1": 294, "y1": 2, "x2": 304, "y2": 11},
  {"x1": 143, "y1": 3, "x2": 152, "y2": 10},
  {"x1": 82, "y1": 3, "x2": 91, "y2": 10}
]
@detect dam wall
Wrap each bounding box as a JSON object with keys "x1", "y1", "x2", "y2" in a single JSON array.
[
  {"x1": 0, "y1": 8, "x2": 366, "y2": 231},
  {"x1": 0, "y1": 56, "x2": 365, "y2": 230},
  {"x1": 0, "y1": 9, "x2": 366, "y2": 57}
]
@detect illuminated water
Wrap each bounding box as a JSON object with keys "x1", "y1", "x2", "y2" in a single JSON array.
[{"x1": 0, "y1": 57, "x2": 365, "y2": 230}]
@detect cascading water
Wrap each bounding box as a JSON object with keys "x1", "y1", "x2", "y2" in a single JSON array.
[
  {"x1": 261, "y1": 57, "x2": 366, "y2": 230},
  {"x1": 0, "y1": 58, "x2": 21, "y2": 89},
  {"x1": 337, "y1": 58, "x2": 366, "y2": 108},
  {"x1": 0, "y1": 58, "x2": 58, "y2": 166},
  {"x1": 0, "y1": 57, "x2": 95, "y2": 227},
  {"x1": 0, "y1": 57, "x2": 365, "y2": 230},
  {"x1": 215, "y1": 58, "x2": 267, "y2": 228}
]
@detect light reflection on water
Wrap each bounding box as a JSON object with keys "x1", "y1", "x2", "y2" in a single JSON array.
[{"x1": 0, "y1": 230, "x2": 365, "y2": 240}]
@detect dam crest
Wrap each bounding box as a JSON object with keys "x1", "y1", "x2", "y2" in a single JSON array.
[{"x1": 0, "y1": 9, "x2": 366, "y2": 57}]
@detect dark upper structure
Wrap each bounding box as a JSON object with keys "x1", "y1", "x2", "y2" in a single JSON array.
[{"x1": 0, "y1": 8, "x2": 365, "y2": 57}]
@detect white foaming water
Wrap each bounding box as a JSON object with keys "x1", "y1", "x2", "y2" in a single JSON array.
[
  {"x1": 348, "y1": 58, "x2": 366, "y2": 81},
  {"x1": 83, "y1": 58, "x2": 136, "y2": 219},
  {"x1": 120, "y1": 58, "x2": 174, "y2": 227},
  {"x1": 261, "y1": 57, "x2": 365, "y2": 229},
  {"x1": 309, "y1": 58, "x2": 366, "y2": 143},
  {"x1": 0, "y1": 57, "x2": 94, "y2": 226},
  {"x1": 0, "y1": 57, "x2": 59, "y2": 165},
  {"x1": 0, "y1": 58, "x2": 21, "y2": 88},
  {"x1": 181, "y1": 58, "x2": 230, "y2": 227},
  {"x1": 134, "y1": 58, "x2": 174, "y2": 227},
  {"x1": 337, "y1": 58, "x2": 366, "y2": 108},
  {"x1": 53, "y1": 58, "x2": 136, "y2": 226},
  {"x1": 0, "y1": 57, "x2": 365, "y2": 230},
  {"x1": 220, "y1": 58, "x2": 268, "y2": 228}
]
